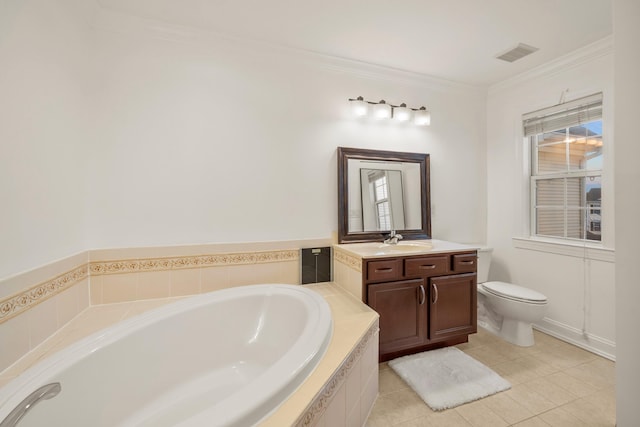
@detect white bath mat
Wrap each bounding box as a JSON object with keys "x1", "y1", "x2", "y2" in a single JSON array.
[{"x1": 388, "y1": 347, "x2": 511, "y2": 411}]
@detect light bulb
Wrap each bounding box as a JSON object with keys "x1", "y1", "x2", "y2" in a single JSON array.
[
  {"x1": 373, "y1": 100, "x2": 391, "y2": 120},
  {"x1": 350, "y1": 96, "x2": 368, "y2": 117},
  {"x1": 414, "y1": 107, "x2": 431, "y2": 126},
  {"x1": 393, "y1": 103, "x2": 411, "y2": 122}
]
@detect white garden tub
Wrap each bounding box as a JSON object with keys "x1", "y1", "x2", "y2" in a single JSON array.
[{"x1": 0, "y1": 284, "x2": 332, "y2": 426}]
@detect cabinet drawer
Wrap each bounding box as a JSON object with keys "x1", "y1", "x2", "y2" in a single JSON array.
[
  {"x1": 452, "y1": 253, "x2": 477, "y2": 273},
  {"x1": 405, "y1": 256, "x2": 448, "y2": 277},
  {"x1": 367, "y1": 259, "x2": 403, "y2": 282}
]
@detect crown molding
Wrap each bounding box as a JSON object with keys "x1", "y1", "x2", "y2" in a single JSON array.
[
  {"x1": 489, "y1": 36, "x2": 613, "y2": 95},
  {"x1": 92, "y1": 6, "x2": 485, "y2": 95}
]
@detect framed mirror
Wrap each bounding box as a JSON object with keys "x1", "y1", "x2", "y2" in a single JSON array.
[{"x1": 337, "y1": 147, "x2": 431, "y2": 243}]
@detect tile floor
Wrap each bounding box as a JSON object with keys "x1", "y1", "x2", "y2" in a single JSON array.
[{"x1": 366, "y1": 329, "x2": 616, "y2": 427}]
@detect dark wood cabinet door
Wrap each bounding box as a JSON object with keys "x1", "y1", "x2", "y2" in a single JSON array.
[
  {"x1": 367, "y1": 279, "x2": 427, "y2": 355},
  {"x1": 429, "y1": 273, "x2": 477, "y2": 341}
]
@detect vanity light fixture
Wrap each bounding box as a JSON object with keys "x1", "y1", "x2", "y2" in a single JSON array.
[{"x1": 348, "y1": 96, "x2": 431, "y2": 126}]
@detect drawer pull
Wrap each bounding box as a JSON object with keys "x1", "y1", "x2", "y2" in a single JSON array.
[
  {"x1": 375, "y1": 267, "x2": 394, "y2": 273},
  {"x1": 419, "y1": 264, "x2": 436, "y2": 270},
  {"x1": 418, "y1": 285, "x2": 426, "y2": 305},
  {"x1": 459, "y1": 260, "x2": 475, "y2": 265},
  {"x1": 432, "y1": 283, "x2": 439, "y2": 304}
]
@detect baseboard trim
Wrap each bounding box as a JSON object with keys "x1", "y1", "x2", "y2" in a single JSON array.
[{"x1": 535, "y1": 317, "x2": 615, "y2": 361}]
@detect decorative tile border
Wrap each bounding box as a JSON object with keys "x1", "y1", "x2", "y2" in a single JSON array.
[
  {"x1": 333, "y1": 248, "x2": 362, "y2": 273},
  {"x1": 89, "y1": 249, "x2": 300, "y2": 276},
  {"x1": 1, "y1": 249, "x2": 300, "y2": 324},
  {"x1": 0, "y1": 265, "x2": 88, "y2": 324},
  {"x1": 294, "y1": 320, "x2": 379, "y2": 427}
]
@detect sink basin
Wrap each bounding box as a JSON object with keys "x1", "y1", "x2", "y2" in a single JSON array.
[
  {"x1": 376, "y1": 241, "x2": 434, "y2": 252},
  {"x1": 344, "y1": 240, "x2": 434, "y2": 257}
]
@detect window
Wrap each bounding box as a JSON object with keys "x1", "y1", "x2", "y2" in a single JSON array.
[
  {"x1": 523, "y1": 93, "x2": 603, "y2": 242},
  {"x1": 372, "y1": 174, "x2": 391, "y2": 229}
]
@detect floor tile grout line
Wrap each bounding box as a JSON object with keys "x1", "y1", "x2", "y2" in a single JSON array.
[{"x1": 371, "y1": 329, "x2": 615, "y2": 419}]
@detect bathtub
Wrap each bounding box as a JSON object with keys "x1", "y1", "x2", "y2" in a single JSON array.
[{"x1": 0, "y1": 284, "x2": 332, "y2": 426}]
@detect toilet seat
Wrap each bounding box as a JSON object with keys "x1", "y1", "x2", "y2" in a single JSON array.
[{"x1": 481, "y1": 281, "x2": 547, "y2": 305}]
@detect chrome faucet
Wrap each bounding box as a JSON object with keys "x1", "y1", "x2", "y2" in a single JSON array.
[
  {"x1": 383, "y1": 230, "x2": 403, "y2": 245},
  {"x1": 1, "y1": 383, "x2": 61, "y2": 427}
]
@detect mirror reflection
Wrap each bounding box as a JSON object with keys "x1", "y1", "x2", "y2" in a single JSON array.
[
  {"x1": 351, "y1": 163, "x2": 421, "y2": 232},
  {"x1": 338, "y1": 147, "x2": 431, "y2": 243}
]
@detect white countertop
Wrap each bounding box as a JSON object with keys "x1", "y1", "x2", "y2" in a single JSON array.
[{"x1": 334, "y1": 239, "x2": 479, "y2": 259}]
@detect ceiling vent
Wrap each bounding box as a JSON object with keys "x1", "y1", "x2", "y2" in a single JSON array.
[{"x1": 496, "y1": 43, "x2": 539, "y2": 63}]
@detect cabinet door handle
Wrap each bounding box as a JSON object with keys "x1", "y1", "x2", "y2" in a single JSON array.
[
  {"x1": 432, "y1": 283, "x2": 439, "y2": 304},
  {"x1": 419, "y1": 264, "x2": 436, "y2": 270},
  {"x1": 418, "y1": 285, "x2": 426, "y2": 305}
]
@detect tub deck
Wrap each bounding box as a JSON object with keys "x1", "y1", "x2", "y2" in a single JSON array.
[{"x1": 0, "y1": 283, "x2": 379, "y2": 426}]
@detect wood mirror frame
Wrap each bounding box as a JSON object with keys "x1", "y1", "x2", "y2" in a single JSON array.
[{"x1": 337, "y1": 147, "x2": 431, "y2": 243}]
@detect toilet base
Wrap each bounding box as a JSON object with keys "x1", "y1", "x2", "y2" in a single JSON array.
[
  {"x1": 500, "y1": 318, "x2": 535, "y2": 347},
  {"x1": 478, "y1": 319, "x2": 535, "y2": 347}
]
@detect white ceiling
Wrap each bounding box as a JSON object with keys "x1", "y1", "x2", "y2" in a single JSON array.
[{"x1": 96, "y1": 0, "x2": 612, "y2": 86}]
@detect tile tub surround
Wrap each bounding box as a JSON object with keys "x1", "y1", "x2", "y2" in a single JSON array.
[
  {"x1": 0, "y1": 252, "x2": 90, "y2": 373},
  {"x1": 333, "y1": 246, "x2": 364, "y2": 300},
  {"x1": 89, "y1": 248, "x2": 302, "y2": 304},
  {"x1": 0, "y1": 238, "x2": 333, "y2": 373},
  {"x1": 87, "y1": 239, "x2": 332, "y2": 304},
  {"x1": 0, "y1": 283, "x2": 380, "y2": 427}
]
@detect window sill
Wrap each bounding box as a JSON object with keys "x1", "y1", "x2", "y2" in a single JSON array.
[{"x1": 512, "y1": 237, "x2": 615, "y2": 262}]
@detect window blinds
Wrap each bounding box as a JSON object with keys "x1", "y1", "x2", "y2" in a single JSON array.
[{"x1": 523, "y1": 93, "x2": 603, "y2": 137}]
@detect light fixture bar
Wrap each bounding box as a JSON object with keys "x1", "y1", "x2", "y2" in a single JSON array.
[{"x1": 348, "y1": 96, "x2": 430, "y2": 126}]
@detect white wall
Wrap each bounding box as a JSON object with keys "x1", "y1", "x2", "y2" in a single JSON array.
[
  {"x1": 614, "y1": 0, "x2": 640, "y2": 424},
  {"x1": 0, "y1": 4, "x2": 487, "y2": 280},
  {"x1": 486, "y1": 39, "x2": 616, "y2": 358},
  {"x1": 0, "y1": 0, "x2": 93, "y2": 279},
  {"x1": 87, "y1": 13, "x2": 487, "y2": 250}
]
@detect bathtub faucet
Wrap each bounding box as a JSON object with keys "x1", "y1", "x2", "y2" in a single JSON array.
[
  {"x1": 383, "y1": 230, "x2": 403, "y2": 245},
  {"x1": 0, "y1": 382, "x2": 61, "y2": 427}
]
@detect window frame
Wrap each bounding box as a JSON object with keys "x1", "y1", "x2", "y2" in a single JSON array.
[{"x1": 524, "y1": 93, "x2": 604, "y2": 245}]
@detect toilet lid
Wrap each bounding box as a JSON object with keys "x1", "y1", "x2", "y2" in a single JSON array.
[{"x1": 482, "y1": 281, "x2": 547, "y2": 304}]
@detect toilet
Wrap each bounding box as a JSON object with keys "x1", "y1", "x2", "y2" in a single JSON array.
[{"x1": 476, "y1": 247, "x2": 548, "y2": 347}]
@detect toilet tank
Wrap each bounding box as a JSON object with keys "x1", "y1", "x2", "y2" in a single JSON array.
[{"x1": 476, "y1": 247, "x2": 493, "y2": 283}]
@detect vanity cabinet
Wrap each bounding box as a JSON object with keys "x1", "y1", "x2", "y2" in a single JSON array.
[{"x1": 364, "y1": 251, "x2": 477, "y2": 361}]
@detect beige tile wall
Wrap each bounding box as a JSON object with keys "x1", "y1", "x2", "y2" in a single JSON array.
[
  {"x1": 0, "y1": 277, "x2": 89, "y2": 372},
  {"x1": 0, "y1": 252, "x2": 87, "y2": 301},
  {"x1": 315, "y1": 329, "x2": 379, "y2": 426},
  {"x1": 333, "y1": 247, "x2": 364, "y2": 301},
  {"x1": 89, "y1": 255, "x2": 300, "y2": 304}
]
